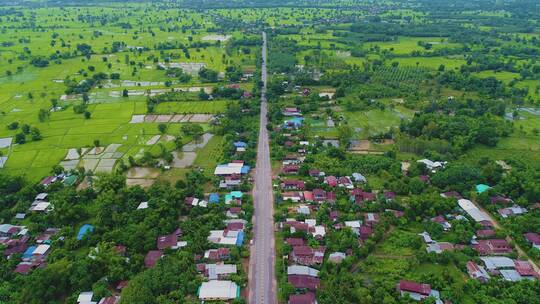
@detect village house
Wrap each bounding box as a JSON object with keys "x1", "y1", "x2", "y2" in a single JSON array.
[
  {"x1": 214, "y1": 161, "x2": 250, "y2": 177},
  {"x1": 288, "y1": 274, "x2": 320, "y2": 291},
  {"x1": 208, "y1": 229, "x2": 244, "y2": 247},
  {"x1": 498, "y1": 206, "x2": 527, "y2": 218},
  {"x1": 397, "y1": 280, "x2": 443, "y2": 304},
  {"x1": 431, "y1": 215, "x2": 452, "y2": 231},
  {"x1": 144, "y1": 250, "x2": 163, "y2": 268},
  {"x1": 490, "y1": 196, "x2": 513, "y2": 205},
  {"x1": 288, "y1": 292, "x2": 316, "y2": 304},
  {"x1": 282, "y1": 192, "x2": 304, "y2": 203},
  {"x1": 312, "y1": 189, "x2": 327, "y2": 202},
  {"x1": 201, "y1": 263, "x2": 237, "y2": 280},
  {"x1": 283, "y1": 164, "x2": 300, "y2": 175},
  {"x1": 466, "y1": 261, "x2": 490, "y2": 283},
  {"x1": 524, "y1": 232, "x2": 540, "y2": 250},
  {"x1": 364, "y1": 213, "x2": 380, "y2": 227},
  {"x1": 473, "y1": 239, "x2": 512, "y2": 255},
  {"x1": 308, "y1": 169, "x2": 323, "y2": 178},
  {"x1": 328, "y1": 252, "x2": 346, "y2": 264},
  {"x1": 226, "y1": 207, "x2": 243, "y2": 218},
  {"x1": 156, "y1": 229, "x2": 185, "y2": 250},
  {"x1": 198, "y1": 280, "x2": 239, "y2": 301},
  {"x1": 290, "y1": 246, "x2": 325, "y2": 266},
  {"x1": 338, "y1": 176, "x2": 353, "y2": 189},
  {"x1": 204, "y1": 248, "x2": 230, "y2": 261},
  {"x1": 417, "y1": 159, "x2": 446, "y2": 172},
  {"x1": 324, "y1": 176, "x2": 338, "y2": 187},
  {"x1": 283, "y1": 107, "x2": 302, "y2": 117},
  {"x1": 281, "y1": 179, "x2": 306, "y2": 190}
]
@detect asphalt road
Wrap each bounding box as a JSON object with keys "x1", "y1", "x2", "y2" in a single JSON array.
[{"x1": 248, "y1": 32, "x2": 276, "y2": 304}]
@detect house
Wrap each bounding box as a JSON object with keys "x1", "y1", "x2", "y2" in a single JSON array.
[
  {"x1": 352, "y1": 173, "x2": 367, "y2": 183},
  {"x1": 312, "y1": 189, "x2": 326, "y2": 202},
  {"x1": 283, "y1": 192, "x2": 304, "y2": 203},
  {"x1": 364, "y1": 213, "x2": 380, "y2": 227},
  {"x1": 303, "y1": 191, "x2": 314, "y2": 202},
  {"x1": 417, "y1": 159, "x2": 446, "y2": 171},
  {"x1": 77, "y1": 224, "x2": 94, "y2": 241},
  {"x1": 98, "y1": 296, "x2": 120, "y2": 304},
  {"x1": 458, "y1": 199, "x2": 491, "y2": 222},
  {"x1": 35, "y1": 193, "x2": 48, "y2": 201},
  {"x1": 209, "y1": 193, "x2": 220, "y2": 204},
  {"x1": 338, "y1": 176, "x2": 353, "y2": 189},
  {"x1": 40, "y1": 176, "x2": 57, "y2": 187},
  {"x1": 308, "y1": 169, "x2": 322, "y2": 178},
  {"x1": 29, "y1": 201, "x2": 52, "y2": 212},
  {"x1": 473, "y1": 239, "x2": 512, "y2": 255},
  {"x1": 286, "y1": 237, "x2": 306, "y2": 247},
  {"x1": 136, "y1": 201, "x2": 149, "y2": 209},
  {"x1": 351, "y1": 189, "x2": 376, "y2": 204},
  {"x1": 283, "y1": 107, "x2": 302, "y2": 117},
  {"x1": 326, "y1": 192, "x2": 336, "y2": 203},
  {"x1": 476, "y1": 184, "x2": 491, "y2": 194},
  {"x1": 204, "y1": 248, "x2": 230, "y2": 261},
  {"x1": 498, "y1": 206, "x2": 527, "y2": 218},
  {"x1": 328, "y1": 252, "x2": 346, "y2": 264},
  {"x1": 345, "y1": 220, "x2": 362, "y2": 235},
  {"x1": 440, "y1": 191, "x2": 462, "y2": 199},
  {"x1": 490, "y1": 196, "x2": 513, "y2": 205},
  {"x1": 198, "y1": 280, "x2": 239, "y2": 301},
  {"x1": 208, "y1": 230, "x2": 244, "y2": 247},
  {"x1": 325, "y1": 176, "x2": 338, "y2": 187},
  {"x1": 287, "y1": 265, "x2": 319, "y2": 277},
  {"x1": 185, "y1": 197, "x2": 206, "y2": 207},
  {"x1": 0, "y1": 224, "x2": 21, "y2": 237},
  {"x1": 397, "y1": 280, "x2": 443, "y2": 304},
  {"x1": 281, "y1": 180, "x2": 306, "y2": 190},
  {"x1": 283, "y1": 164, "x2": 300, "y2": 175},
  {"x1": 226, "y1": 207, "x2": 243, "y2": 218},
  {"x1": 77, "y1": 291, "x2": 96, "y2": 304},
  {"x1": 288, "y1": 292, "x2": 316, "y2": 304},
  {"x1": 296, "y1": 205, "x2": 311, "y2": 215},
  {"x1": 466, "y1": 261, "x2": 490, "y2": 283},
  {"x1": 144, "y1": 250, "x2": 163, "y2": 268},
  {"x1": 431, "y1": 215, "x2": 451, "y2": 231},
  {"x1": 383, "y1": 191, "x2": 396, "y2": 201},
  {"x1": 426, "y1": 242, "x2": 454, "y2": 254},
  {"x1": 359, "y1": 225, "x2": 373, "y2": 240},
  {"x1": 283, "y1": 117, "x2": 304, "y2": 129},
  {"x1": 514, "y1": 260, "x2": 539, "y2": 279},
  {"x1": 225, "y1": 191, "x2": 243, "y2": 204},
  {"x1": 214, "y1": 162, "x2": 250, "y2": 176},
  {"x1": 283, "y1": 154, "x2": 302, "y2": 165},
  {"x1": 233, "y1": 141, "x2": 247, "y2": 151},
  {"x1": 288, "y1": 275, "x2": 320, "y2": 290},
  {"x1": 157, "y1": 229, "x2": 185, "y2": 250},
  {"x1": 310, "y1": 225, "x2": 326, "y2": 239},
  {"x1": 480, "y1": 256, "x2": 515, "y2": 271},
  {"x1": 476, "y1": 229, "x2": 496, "y2": 238},
  {"x1": 290, "y1": 246, "x2": 325, "y2": 266},
  {"x1": 524, "y1": 232, "x2": 540, "y2": 250},
  {"x1": 204, "y1": 264, "x2": 237, "y2": 280},
  {"x1": 419, "y1": 232, "x2": 435, "y2": 244},
  {"x1": 220, "y1": 174, "x2": 242, "y2": 189}
]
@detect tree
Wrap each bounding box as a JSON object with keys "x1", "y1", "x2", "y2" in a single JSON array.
[
  {"x1": 31, "y1": 127, "x2": 42, "y2": 141},
  {"x1": 94, "y1": 139, "x2": 100, "y2": 148},
  {"x1": 158, "y1": 123, "x2": 167, "y2": 134},
  {"x1": 14, "y1": 133, "x2": 25, "y2": 144},
  {"x1": 122, "y1": 89, "x2": 129, "y2": 97},
  {"x1": 337, "y1": 125, "x2": 353, "y2": 147},
  {"x1": 38, "y1": 109, "x2": 50, "y2": 122},
  {"x1": 84, "y1": 111, "x2": 92, "y2": 119}
]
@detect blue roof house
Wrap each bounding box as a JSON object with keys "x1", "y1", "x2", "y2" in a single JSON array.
[
  {"x1": 233, "y1": 141, "x2": 247, "y2": 148},
  {"x1": 476, "y1": 184, "x2": 491, "y2": 194},
  {"x1": 225, "y1": 191, "x2": 243, "y2": 204},
  {"x1": 22, "y1": 246, "x2": 36, "y2": 259},
  {"x1": 77, "y1": 224, "x2": 94, "y2": 240},
  {"x1": 209, "y1": 193, "x2": 220, "y2": 204}
]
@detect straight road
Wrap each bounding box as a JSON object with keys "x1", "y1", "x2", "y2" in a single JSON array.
[{"x1": 248, "y1": 32, "x2": 276, "y2": 304}]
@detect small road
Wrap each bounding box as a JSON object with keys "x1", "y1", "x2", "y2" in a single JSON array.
[{"x1": 248, "y1": 32, "x2": 276, "y2": 304}]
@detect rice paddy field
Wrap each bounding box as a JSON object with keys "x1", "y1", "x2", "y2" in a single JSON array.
[{"x1": 0, "y1": 4, "x2": 256, "y2": 182}]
